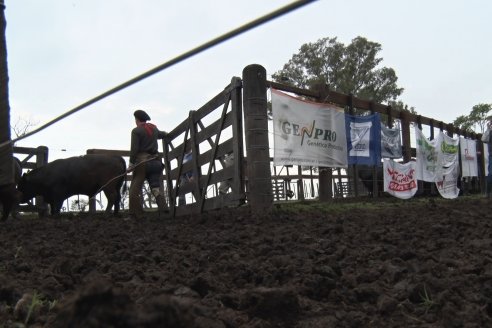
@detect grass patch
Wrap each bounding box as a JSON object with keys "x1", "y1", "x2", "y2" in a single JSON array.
[
  {"x1": 419, "y1": 285, "x2": 437, "y2": 314},
  {"x1": 272, "y1": 193, "x2": 485, "y2": 217}
]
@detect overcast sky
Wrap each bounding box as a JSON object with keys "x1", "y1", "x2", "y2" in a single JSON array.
[{"x1": 5, "y1": 0, "x2": 492, "y2": 161}]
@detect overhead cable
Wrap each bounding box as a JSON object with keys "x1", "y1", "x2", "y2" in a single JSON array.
[{"x1": 11, "y1": 0, "x2": 318, "y2": 144}]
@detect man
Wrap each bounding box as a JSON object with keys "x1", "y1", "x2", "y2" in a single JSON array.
[
  {"x1": 481, "y1": 118, "x2": 492, "y2": 197},
  {"x1": 128, "y1": 109, "x2": 168, "y2": 218}
]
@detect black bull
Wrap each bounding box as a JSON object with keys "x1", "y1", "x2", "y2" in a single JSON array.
[
  {"x1": 18, "y1": 154, "x2": 126, "y2": 216},
  {"x1": 0, "y1": 157, "x2": 22, "y2": 220}
]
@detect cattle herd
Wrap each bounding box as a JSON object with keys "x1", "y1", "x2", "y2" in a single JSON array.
[{"x1": 1, "y1": 154, "x2": 127, "y2": 220}]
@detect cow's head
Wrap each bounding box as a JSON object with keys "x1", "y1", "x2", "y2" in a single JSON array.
[{"x1": 17, "y1": 173, "x2": 36, "y2": 203}]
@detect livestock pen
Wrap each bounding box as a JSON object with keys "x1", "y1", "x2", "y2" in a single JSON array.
[{"x1": 13, "y1": 64, "x2": 485, "y2": 217}]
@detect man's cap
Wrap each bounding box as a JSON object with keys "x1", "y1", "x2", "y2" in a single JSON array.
[{"x1": 134, "y1": 109, "x2": 151, "y2": 122}]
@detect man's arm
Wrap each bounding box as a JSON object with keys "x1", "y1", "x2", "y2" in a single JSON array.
[
  {"x1": 129, "y1": 129, "x2": 139, "y2": 164},
  {"x1": 157, "y1": 130, "x2": 168, "y2": 140}
]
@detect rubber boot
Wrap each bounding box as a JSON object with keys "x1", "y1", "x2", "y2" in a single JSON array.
[
  {"x1": 155, "y1": 194, "x2": 169, "y2": 212},
  {"x1": 151, "y1": 188, "x2": 169, "y2": 218}
]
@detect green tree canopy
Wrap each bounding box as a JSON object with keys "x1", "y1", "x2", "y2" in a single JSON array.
[
  {"x1": 272, "y1": 36, "x2": 405, "y2": 105},
  {"x1": 453, "y1": 103, "x2": 492, "y2": 133}
]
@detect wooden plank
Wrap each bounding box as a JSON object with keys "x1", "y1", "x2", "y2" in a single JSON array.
[
  {"x1": 167, "y1": 111, "x2": 233, "y2": 160},
  {"x1": 188, "y1": 111, "x2": 203, "y2": 208},
  {"x1": 166, "y1": 80, "x2": 240, "y2": 140},
  {"x1": 168, "y1": 139, "x2": 234, "y2": 179},
  {"x1": 169, "y1": 124, "x2": 190, "y2": 218},
  {"x1": 173, "y1": 193, "x2": 245, "y2": 216},
  {"x1": 230, "y1": 76, "x2": 245, "y2": 199},
  {"x1": 174, "y1": 164, "x2": 235, "y2": 194},
  {"x1": 199, "y1": 97, "x2": 230, "y2": 212},
  {"x1": 86, "y1": 149, "x2": 131, "y2": 157}
]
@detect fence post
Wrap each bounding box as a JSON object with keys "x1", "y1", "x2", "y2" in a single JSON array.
[
  {"x1": 447, "y1": 123, "x2": 454, "y2": 138},
  {"x1": 297, "y1": 166, "x2": 305, "y2": 201},
  {"x1": 400, "y1": 111, "x2": 412, "y2": 163},
  {"x1": 312, "y1": 83, "x2": 333, "y2": 202},
  {"x1": 35, "y1": 146, "x2": 49, "y2": 216},
  {"x1": 348, "y1": 93, "x2": 359, "y2": 197},
  {"x1": 242, "y1": 64, "x2": 272, "y2": 213}
]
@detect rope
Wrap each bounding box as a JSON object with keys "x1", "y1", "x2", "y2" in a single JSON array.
[{"x1": 90, "y1": 155, "x2": 158, "y2": 199}]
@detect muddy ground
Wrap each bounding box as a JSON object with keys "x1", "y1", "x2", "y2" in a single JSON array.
[{"x1": 1, "y1": 196, "x2": 492, "y2": 327}]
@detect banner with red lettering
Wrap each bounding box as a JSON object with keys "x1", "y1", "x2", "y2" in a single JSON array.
[
  {"x1": 383, "y1": 159, "x2": 418, "y2": 199},
  {"x1": 272, "y1": 89, "x2": 348, "y2": 167}
]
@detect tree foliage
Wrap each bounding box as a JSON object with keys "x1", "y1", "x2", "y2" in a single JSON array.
[
  {"x1": 453, "y1": 103, "x2": 492, "y2": 133},
  {"x1": 272, "y1": 36, "x2": 405, "y2": 105}
]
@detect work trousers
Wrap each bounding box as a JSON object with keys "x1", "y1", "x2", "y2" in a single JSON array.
[{"x1": 129, "y1": 153, "x2": 152, "y2": 218}]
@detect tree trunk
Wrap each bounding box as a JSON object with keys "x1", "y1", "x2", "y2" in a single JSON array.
[{"x1": 0, "y1": 0, "x2": 14, "y2": 186}]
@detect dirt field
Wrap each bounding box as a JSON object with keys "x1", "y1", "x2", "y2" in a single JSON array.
[{"x1": 1, "y1": 196, "x2": 492, "y2": 327}]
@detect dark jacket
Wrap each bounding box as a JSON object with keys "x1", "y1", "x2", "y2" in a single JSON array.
[{"x1": 130, "y1": 123, "x2": 167, "y2": 164}]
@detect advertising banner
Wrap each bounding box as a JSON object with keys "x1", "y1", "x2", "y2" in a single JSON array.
[
  {"x1": 272, "y1": 89, "x2": 348, "y2": 167},
  {"x1": 415, "y1": 128, "x2": 441, "y2": 182},
  {"x1": 345, "y1": 113, "x2": 381, "y2": 165},
  {"x1": 383, "y1": 159, "x2": 418, "y2": 199},
  {"x1": 381, "y1": 124, "x2": 402, "y2": 159}
]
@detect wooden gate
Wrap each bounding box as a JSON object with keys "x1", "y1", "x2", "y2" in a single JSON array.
[
  {"x1": 163, "y1": 77, "x2": 246, "y2": 217},
  {"x1": 13, "y1": 146, "x2": 49, "y2": 215}
]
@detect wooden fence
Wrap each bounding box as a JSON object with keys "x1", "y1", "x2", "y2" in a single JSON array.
[
  {"x1": 163, "y1": 76, "x2": 247, "y2": 217},
  {"x1": 13, "y1": 145, "x2": 49, "y2": 214},
  {"x1": 15, "y1": 64, "x2": 485, "y2": 217},
  {"x1": 267, "y1": 75, "x2": 484, "y2": 200},
  {"x1": 87, "y1": 75, "x2": 248, "y2": 217}
]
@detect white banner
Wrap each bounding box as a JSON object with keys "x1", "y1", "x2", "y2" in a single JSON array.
[
  {"x1": 460, "y1": 137, "x2": 478, "y2": 177},
  {"x1": 415, "y1": 128, "x2": 441, "y2": 182},
  {"x1": 381, "y1": 124, "x2": 402, "y2": 159},
  {"x1": 435, "y1": 161, "x2": 460, "y2": 199},
  {"x1": 349, "y1": 120, "x2": 373, "y2": 158},
  {"x1": 435, "y1": 133, "x2": 460, "y2": 199},
  {"x1": 272, "y1": 89, "x2": 348, "y2": 167},
  {"x1": 485, "y1": 147, "x2": 490, "y2": 176},
  {"x1": 383, "y1": 159, "x2": 418, "y2": 199}
]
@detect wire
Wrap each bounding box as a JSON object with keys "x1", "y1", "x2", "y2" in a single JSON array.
[
  {"x1": 91, "y1": 155, "x2": 158, "y2": 198},
  {"x1": 9, "y1": 0, "x2": 318, "y2": 145}
]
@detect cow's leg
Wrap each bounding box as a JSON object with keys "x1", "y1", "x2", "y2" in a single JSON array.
[
  {"x1": 10, "y1": 189, "x2": 21, "y2": 219},
  {"x1": 50, "y1": 200, "x2": 64, "y2": 216},
  {"x1": 103, "y1": 189, "x2": 119, "y2": 216},
  {"x1": 114, "y1": 188, "x2": 122, "y2": 216},
  {"x1": 11, "y1": 204, "x2": 20, "y2": 219},
  {"x1": 2, "y1": 201, "x2": 12, "y2": 221},
  {"x1": 0, "y1": 184, "x2": 16, "y2": 221},
  {"x1": 1, "y1": 200, "x2": 11, "y2": 221}
]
